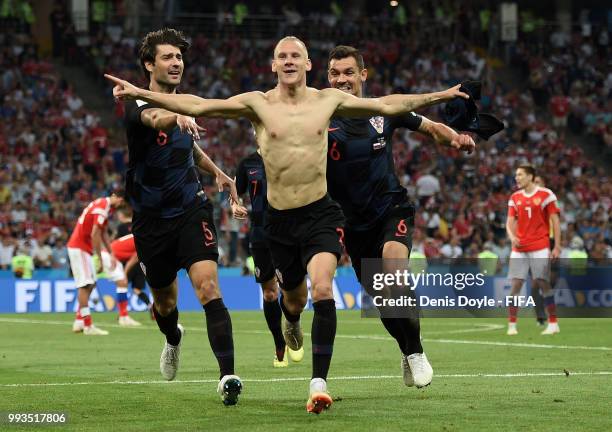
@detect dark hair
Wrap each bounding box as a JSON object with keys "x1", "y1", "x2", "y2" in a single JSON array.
[
  {"x1": 328, "y1": 45, "x2": 364, "y2": 70},
  {"x1": 139, "y1": 28, "x2": 190, "y2": 80},
  {"x1": 517, "y1": 164, "x2": 536, "y2": 180}
]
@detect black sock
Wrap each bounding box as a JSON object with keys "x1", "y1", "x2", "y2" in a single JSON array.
[
  {"x1": 380, "y1": 317, "x2": 408, "y2": 355},
  {"x1": 280, "y1": 294, "x2": 301, "y2": 323},
  {"x1": 153, "y1": 306, "x2": 181, "y2": 346},
  {"x1": 203, "y1": 298, "x2": 234, "y2": 379},
  {"x1": 137, "y1": 291, "x2": 151, "y2": 306},
  {"x1": 263, "y1": 299, "x2": 286, "y2": 360},
  {"x1": 311, "y1": 299, "x2": 336, "y2": 380},
  {"x1": 397, "y1": 318, "x2": 423, "y2": 355}
]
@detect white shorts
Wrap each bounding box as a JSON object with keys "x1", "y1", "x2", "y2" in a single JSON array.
[
  {"x1": 508, "y1": 247, "x2": 551, "y2": 281},
  {"x1": 67, "y1": 247, "x2": 96, "y2": 288},
  {"x1": 101, "y1": 250, "x2": 125, "y2": 282}
]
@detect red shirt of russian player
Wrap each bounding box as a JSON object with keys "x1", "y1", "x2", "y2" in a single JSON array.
[
  {"x1": 111, "y1": 234, "x2": 136, "y2": 263},
  {"x1": 508, "y1": 187, "x2": 560, "y2": 252},
  {"x1": 67, "y1": 198, "x2": 112, "y2": 254}
]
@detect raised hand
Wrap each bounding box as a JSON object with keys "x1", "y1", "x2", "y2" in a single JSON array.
[
  {"x1": 177, "y1": 115, "x2": 206, "y2": 139},
  {"x1": 104, "y1": 74, "x2": 141, "y2": 100},
  {"x1": 215, "y1": 170, "x2": 240, "y2": 204},
  {"x1": 231, "y1": 201, "x2": 248, "y2": 220},
  {"x1": 450, "y1": 133, "x2": 476, "y2": 154},
  {"x1": 443, "y1": 84, "x2": 470, "y2": 100}
]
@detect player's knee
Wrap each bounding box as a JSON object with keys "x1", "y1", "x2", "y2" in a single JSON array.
[
  {"x1": 311, "y1": 280, "x2": 333, "y2": 302},
  {"x1": 284, "y1": 296, "x2": 306, "y2": 315},
  {"x1": 194, "y1": 276, "x2": 220, "y2": 304},
  {"x1": 155, "y1": 297, "x2": 177, "y2": 315},
  {"x1": 382, "y1": 241, "x2": 409, "y2": 259},
  {"x1": 261, "y1": 279, "x2": 278, "y2": 302},
  {"x1": 262, "y1": 288, "x2": 278, "y2": 302}
]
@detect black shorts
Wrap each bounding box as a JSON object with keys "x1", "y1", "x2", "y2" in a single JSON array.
[
  {"x1": 132, "y1": 200, "x2": 219, "y2": 288},
  {"x1": 265, "y1": 194, "x2": 345, "y2": 291},
  {"x1": 250, "y1": 242, "x2": 275, "y2": 284},
  {"x1": 126, "y1": 262, "x2": 146, "y2": 291},
  {"x1": 345, "y1": 200, "x2": 414, "y2": 283}
]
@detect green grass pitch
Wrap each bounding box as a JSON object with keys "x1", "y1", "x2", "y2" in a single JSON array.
[{"x1": 1, "y1": 311, "x2": 611, "y2": 431}]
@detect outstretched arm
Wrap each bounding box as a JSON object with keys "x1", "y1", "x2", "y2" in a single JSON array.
[
  {"x1": 418, "y1": 117, "x2": 475, "y2": 154},
  {"x1": 105, "y1": 74, "x2": 258, "y2": 120},
  {"x1": 331, "y1": 84, "x2": 469, "y2": 118}
]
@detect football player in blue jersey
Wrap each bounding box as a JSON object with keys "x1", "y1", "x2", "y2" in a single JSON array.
[
  {"x1": 121, "y1": 28, "x2": 242, "y2": 405},
  {"x1": 326, "y1": 45, "x2": 476, "y2": 388},
  {"x1": 232, "y1": 150, "x2": 305, "y2": 367}
]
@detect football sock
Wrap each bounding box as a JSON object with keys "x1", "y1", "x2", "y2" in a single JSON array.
[
  {"x1": 137, "y1": 292, "x2": 151, "y2": 306},
  {"x1": 263, "y1": 299, "x2": 286, "y2": 360},
  {"x1": 280, "y1": 294, "x2": 301, "y2": 323},
  {"x1": 543, "y1": 292, "x2": 557, "y2": 323},
  {"x1": 116, "y1": 287, "x2": 129, "y2": 317},
  {"x1": 508, "y1": 302, "x2": 518, "y2": 324},
  {"x1": 203, "y1": 299, "x2": 234, "y2": 379},
  {"x1": 398, "y1": 318, "x2": 423, "y2": 355},
  {"x1": 380, "y1": 317, "x2": 407, "y2": 353},
  {"x1": 153, "y1": 305, "x2": 181, "y2": 346},
  {"x1": 80, "y1": 307, "x2": 92, "y2": 327},
  {"x1": 311, "y1": 299, "x2": 336, "y2": 380}
]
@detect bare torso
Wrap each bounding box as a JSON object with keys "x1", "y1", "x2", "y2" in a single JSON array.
[{"x1": 248, "y1": 87, "x2": 337, "y2": 210}]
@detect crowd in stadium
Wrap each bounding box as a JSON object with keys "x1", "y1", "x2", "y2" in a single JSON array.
[{"x1": 0, "y1": 3, "x2": 610, "y2": 273}]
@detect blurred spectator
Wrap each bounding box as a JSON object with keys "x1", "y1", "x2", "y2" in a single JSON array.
[
  {"x1": 550, "y1": 87, "x2": 570, "y2": 131},
  {"x1": 33, "y1": 240, "x2": 53, "y2": 269},
  {"x1": 0, "y1": 235, "x2": 16, "y2": 270},
  {"x1": 11, "y1": 245, "x2": 34, "y2": 279},
  {"x1": 416, "y1": 171, "x2": 440, "y2": 207},
  {"x1": 440, "y1": 236, "x2": 463, "y2": 259}
]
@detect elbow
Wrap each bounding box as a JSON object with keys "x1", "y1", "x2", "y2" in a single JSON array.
[
  {"x1": 149, "y1": 112, "x2": 163, "y2": 130},
  {"x1": 150, "y1": 112, "x2": 175, "y2": 132}
]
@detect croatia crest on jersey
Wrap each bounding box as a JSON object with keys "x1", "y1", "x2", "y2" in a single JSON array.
[{"x1": 369, "y1": 116, "x2": 384, "y2": 134}]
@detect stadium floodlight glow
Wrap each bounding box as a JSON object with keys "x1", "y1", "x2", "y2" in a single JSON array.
[{"x1": 390, "y1": 0, "x2": 399, "y2": 6}]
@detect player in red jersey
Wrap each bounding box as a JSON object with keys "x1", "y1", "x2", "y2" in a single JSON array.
[
  {"x1": 506, "y1": 165, "x2": 561, "y2": 335},
  {"x1": 111, "y1": 233, "x2": 154, "y2": 319},
  {"x1": 67, "y1": 191, "x2": 126, "y2": 335}
]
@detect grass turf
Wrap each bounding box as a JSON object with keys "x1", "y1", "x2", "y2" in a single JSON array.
[{"x1": 1, "y1": 311, "x2": 611, "y2": 431}]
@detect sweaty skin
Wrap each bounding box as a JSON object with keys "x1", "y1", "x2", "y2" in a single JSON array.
[{"x1": 106, "y1": 39, "x2": 468, "y2": 210}]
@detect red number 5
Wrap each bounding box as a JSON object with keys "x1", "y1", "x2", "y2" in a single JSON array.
[{"x1": 202, "y1": 222, "x2": 216, "y2": 246}]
